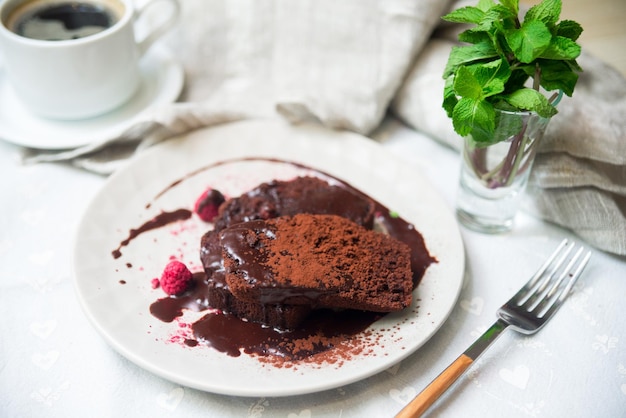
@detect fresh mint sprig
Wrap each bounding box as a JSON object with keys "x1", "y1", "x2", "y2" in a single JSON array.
[{"x1": 442, "y1": 0, "x2": 582, "y2": 142}]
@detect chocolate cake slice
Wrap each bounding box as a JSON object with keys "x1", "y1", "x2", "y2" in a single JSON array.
[
  {"x1": 213, "y1": 176, "x2": 375, "y2": 232},
  {"x1": 200, "y1": 231, "x2": 311, "y2": 329},
  {"x1": 199, "y1": 176, "x2": 380, "y2": 329},
  {"x1": 220, "y1": 214, "x2": 414, "y2": 312}
]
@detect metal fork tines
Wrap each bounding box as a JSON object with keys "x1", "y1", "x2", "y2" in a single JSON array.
[
  {"x1": 499, "y1": 239, "x2": 592, "y2": 334},
  {"x1": 396, "y1": 239, "x2": 592, "y2": 418}
]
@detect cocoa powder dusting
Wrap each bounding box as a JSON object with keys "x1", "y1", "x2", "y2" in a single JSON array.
[
  {"x1": 267, "y1": 215, "x2": 347, "y2": 289},
  {"x1": 226, "y1": 214, "x2": 413, "y2": 311}
]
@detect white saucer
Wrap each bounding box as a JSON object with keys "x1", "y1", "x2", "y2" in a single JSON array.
[{"x1": 0, "y1": 47, "x2": 184, "y2": 150}]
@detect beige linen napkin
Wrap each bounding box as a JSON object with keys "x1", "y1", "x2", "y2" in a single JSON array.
[
  {"x1": 22, "y1": 0, "x2": 452, "y2": 174},
  {"x1": 391, "y1": 1, "x2": 626, "y2": 256}
]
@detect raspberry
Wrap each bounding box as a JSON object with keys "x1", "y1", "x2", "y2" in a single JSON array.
[
  {"x1": 194, "y1": 188, "x2": 225, "y2": 222},
  {"x1": 151, "y1": 278, "x2": 160, "y2": 289},
  {"x1": 160, "y1": 261, "x2": 193, "y2": 295}
]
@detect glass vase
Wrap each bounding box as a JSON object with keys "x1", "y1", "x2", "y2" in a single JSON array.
[{"x1": 456, "y1": 95, "x2": 561, "y2": 233}]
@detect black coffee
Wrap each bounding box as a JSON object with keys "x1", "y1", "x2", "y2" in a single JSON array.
[{"x1": 11, "y1": 2, "x2": 119, "y2": 41}]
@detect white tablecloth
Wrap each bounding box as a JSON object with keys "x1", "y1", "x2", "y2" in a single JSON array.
[{"x1": 1, "y1": 118, "x2": 624, "y2": 417}]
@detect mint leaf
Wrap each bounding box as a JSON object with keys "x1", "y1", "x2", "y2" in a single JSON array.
[
  {"x1": 471, "y1": 109, "x2": 524, "y2": 146},
  {"x1": 565, "y1": 58, "x2": 583, "y2": 73},
  {"x1": 504, "y1": 68, "x2": 531, "y2": 93},
  {"x1": 443, "y1": 41, "x2": 498, "y2": 78},
  {"x1": 443, "y1": 76, "x2": 458, "y2": 118},
  {"x1": 458, "y1": 28, "x2": 492, "y2": 45},
  {"x1": 498, "y1": 0, "x2": 519, "y2": 15},
  {"x1": 453, "y1": 66, "x2": 484, "y2": 99},
  {"x1": 477, "y1": 5, "x2": 517, "y2": 31},
  {"x1": 468, "y1": 58, "x2": 511, "y2": 97},
  {"x1": 505, "y1": 19, "x2": 552, "y2": 63},
  {"x1": 452, "y1": 97, "x2": 495, "y2": 136},
  {"x1": 442, "y1": 6, "x2": 485, "y2": 24},
  {"x1": 525, "y1": 0, "x2": 561, "y2": 27},
  {"x1": 535, "y1": 60, "x2": 579, "y2": 96},
  {"x1": 477, "y1": 0, "x2": 496, "y2": 12},
  {"x1": 469, "y1": 125, "x2": 499, "y2": 145},
  {"x1": 501, "y1": 88, "x2": 557, "y2": 117},
  {"x1": 540, "y1": 36, "x2": 581, "y2": 60},
  {"x1": 556, "y1": 20, "x2": 583, "y2": 41}
]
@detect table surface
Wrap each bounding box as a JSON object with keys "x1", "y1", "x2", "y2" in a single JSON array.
[{"x1": 1, "y1": 117, "x2": 624, "y2": 418}]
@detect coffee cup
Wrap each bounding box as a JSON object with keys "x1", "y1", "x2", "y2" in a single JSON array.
[{"x1": 0, "y1": 0, "x2": 179, "y2": 120}]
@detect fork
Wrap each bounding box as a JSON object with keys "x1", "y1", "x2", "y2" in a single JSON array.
[{"x1": 395, "y1": 238, "x2": 592, "y2": 418}]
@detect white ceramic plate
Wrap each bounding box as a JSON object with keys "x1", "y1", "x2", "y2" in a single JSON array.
[
  {"x1": 73, "y1": 120, "x2": 465, "y2": 397},
  {"x1": 0, "y1": 47, "x2": 184, "y2": 150}
]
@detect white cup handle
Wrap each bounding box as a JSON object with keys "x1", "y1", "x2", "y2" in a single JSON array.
[{"x1": 134, "y1": 0, "x2": 180, "y2": 56}]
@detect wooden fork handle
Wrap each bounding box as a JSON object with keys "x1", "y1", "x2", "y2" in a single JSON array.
[
  {"x1": 395, "y1": 354, "x2": 473, "y2": 418},
  {"x1": 395, "y1": 320, "x2": 509, "y2": 417}
]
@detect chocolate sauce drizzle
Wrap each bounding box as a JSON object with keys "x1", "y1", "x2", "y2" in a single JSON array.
[
  {"x1": 150, "y1": 272, "x2": 381, "y2": 360},
  {"x1": 193, "y1": 307, "x2": 381, "y2": 360},
  {"x1": 112, "y1": 209, "x2": 192, "y2": 259},
  {"x1": 116, "y1": 157, "x2": 436, "y2": 362}
]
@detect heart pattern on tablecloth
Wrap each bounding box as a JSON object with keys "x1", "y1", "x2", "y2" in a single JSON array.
[
  {"x1": 157, "y1": 387, "x2": 184, "y2": 411},
  {"x1": 288, "y1": 409, "x2": 311, "y2": 418},
  {"x1": 30, "y1": 320, "x2": 58, "y2": 339},
  {"x1": 385, "y1": 363, "x2": 401, "y2": 376},
  {"x1": 460, "y1": 297, "x2": 484, "y2": 316},
  {"x1": 389, "y1": 386, "x2": 416, "y2": 404},
  {"x1": 31, "y1": 387, "x2": 56, "y2": 406},
  {"x1": 248, "y1": 398, "x2": 270, "y2": 417},
  {"x1": 31, "y1": 351, "x2": 60, "y2": 370},
  {"x1": 499, "y1": 365, "x2": 530, "y2": 389},
  {"x1": 27, "y1": 275, "x2": 64, "y2": 293},
  {"x1": 592, "y1": 334, "x2": 618, "y2": 353},
  {"x1": 30, "y1": 381, "x2": 70, "y2": 407}
]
